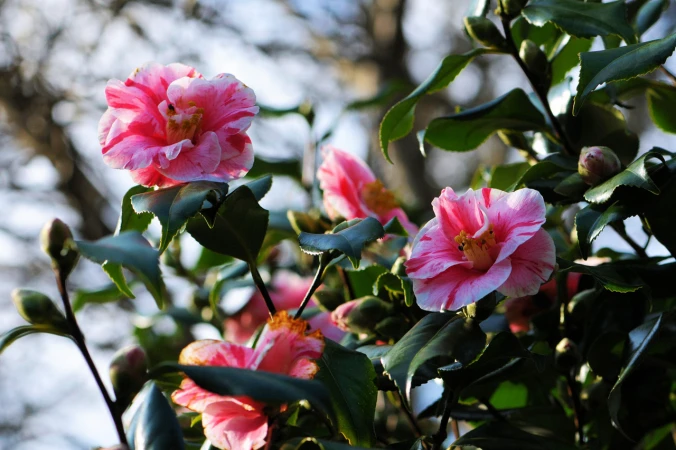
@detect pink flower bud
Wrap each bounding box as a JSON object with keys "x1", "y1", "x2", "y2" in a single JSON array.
[
  {"x1": 330, "y1": 297, "x2": 392, "y2": 333},
  {"x1": 578, "y1": 146, "x2": 621, "y2": 186},
  {"x1": 109, "y1": 345, "x2": 148, "y2": 410},
  {"x1": 330, "y1": 299, "x2": 362, "y2": 332}
]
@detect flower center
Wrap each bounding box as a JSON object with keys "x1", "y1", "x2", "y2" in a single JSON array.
[
  {"x1": 165, "y1": 102, "x2": 204, "y2": 144},
  {"x1": 362, "y1": 180, "x2": 399, "y2": 216},
  {"x1": 454, "y1": 225, "x2": 496, "y2": 271}
]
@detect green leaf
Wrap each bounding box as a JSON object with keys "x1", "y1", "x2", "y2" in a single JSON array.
[
  {"x1": 575, "y1": 203, "x2": 634, "y2": 259},
  {"x1": 298, "y1": 218, "x2": 385, "y2": 269},
  {"x1": 557, "y1": 258, "x2": 643, "y2": 293},
  {"x1": 635, "y1": 0, "x2": 668, "y2": 35},
  {"x1": 573, "y1": 34, "x2": 676, "y2": 114},
  {"x1": 129, "y1": 384, "x2": 185, "y2": 450},
  {"x1": 379, "y1": 49, "x2": 489, "y2": 162},
  {"x1": 347, "y1": 265, "x2": 390, "y2": 298},
  {"x1": 315, "y1": 340, "x2": 377, "y2": 446},
  {"x1": 152, "y1": 363, "x2": 335, "y2": 422},
  {"x1": 514, "y1": 153, "x2": 577, "y2": 189},
  {"x1": 608, "y1": 315, "x2": 663, "y2": 438},
  {"x1": 383, "y1": 217, "x2": 409, "y2": 237},
  {"x1": 374, "y1": 272, "x2": 415, "y2": 307},
  {"x1": 644, "y1": 175, "x2": 676, "y2": 257},
  {"x1": 117, "y1": 185, "x2": 153, "y2": 233},
  {"x1": 647, "y1": 84, "x2": 676, "y2": 133},
  {"x1": 282, "y1": 437, "x2": 371, "y2": 450},
  {"x1": 103, "y1": 262, "x2": 135, "y2": 299},
  {"x1": 243, "y1": 175, "x2": 273, "y2": 201},
  {"x1": 207, "y1": 261, "x2": 250, "y2": 315},
  {"x1": 490, "y1": 163, "x2": 531, "y2": 191},
  {"x1": 0, "y1": 325, "x2": 71, "y2": 354},
  {"x1": 405, "y1": 316, "x2": 486, "y2": 397},
  {"x1": 551, "y1": 37, "x2": 593, "y2": 86},
  {"x1": 453, "y1": 421, "x2": 578, "y2": 449},
  {"x1": 522, "y1": 0, "x2": 636, "y2": 45},
  {"x1": 76, "y1": 232, "x2": 165, "y2": 308},
  {"x1": 467, "y1": 0, "x2": 490, "y2": 16},
  {"x1": 72, "y1": 282, "x2": 134, "y2": 312},
  {"x1": 187, "y1": 186, "x2": 269, "y2": 265},
  {"x1": 132, "y1": 181, "x2": 229, "y2": 253},
  {"x1": 247, "y1": 157, "x2": 301, "y2": 181},
  {"x1": 584, "y1": 149, "x2": 669, "y2": 204},
  {"x1": 420, "y1": 89, "x2": 548, "y2": 152}
]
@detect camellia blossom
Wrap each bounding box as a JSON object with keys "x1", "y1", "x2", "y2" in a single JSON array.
[
  {"x1": 316, "y1": 146, "x2": 418, "y2": 235},
  {"x1": 406, "y1": 187, "x2": 556, "y2": 311},
  {"x1": 172, "y1": 311, "x2": 324, "y2": 450},
  {"x1": 224, "y1": 270, "x2": 345, "y2": 343},
  {"x1": 99, "y1": 62, "x2": 258, "y2": 187}
]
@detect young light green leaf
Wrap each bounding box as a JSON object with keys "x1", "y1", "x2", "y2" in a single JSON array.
[
  {"x1": 490, "y1": 163, "x2": 531, "y2": 191},
  {"x1": 315, "y1": 340, "x2": 377, "y2": 447},
  {"x1": 420, "y1": 89, "x2": 548, "y2": 152},
  {"x1": 379, "y1": 49, "x2": 489, "y2": 162},
  {"x1": 76, "y1": 232, "x2": 165, "y2": 308},
  {"x1": 573, "y1": 34, "x2": 676, "y2": 114},
  {"x1": 522, "y1": 0, "x2": 636, "y2": 45},
  {"x1": 103, "y1": 262, "x2": 135, "y2": 299},
  {"x1": 129, "y1": 384, "x2": 185, "y2": 450},
  {"x1": 117, "y1": 185, "x2": 153, "y2": 233},
  {"x1": 298, "y1": 218, "x2": 385, "y2": 268}
]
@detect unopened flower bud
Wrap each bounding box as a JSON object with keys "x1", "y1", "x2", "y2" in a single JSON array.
[
  {"x1": 578, "y1": 146, "x2": 621, "y2": 186},
  {"x1": 464, "y1": 17, "x2": 507, "y2": 49},
  {"x1": 330, "y1": 296, "x2": 392, "y2": 334},
  {"x1": 555, "y1": 337, "x2": 581, "y2": 371},
  {"x1": 519, "y1": 40, "x2": 551, "y2": 91},
  {"x1": 40, "y1": 219, "x2": 79, "y2": 278},
  {"x1": 109, "y1": 345, "x2": 148, "y2": 410},
  {"x1": 11, "y1": 288, "x2": 68, "y2": 329}
]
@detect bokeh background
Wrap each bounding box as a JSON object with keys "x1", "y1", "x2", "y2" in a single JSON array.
[{"x1": 1, "y1": 0, "x2": 676, "y2": 448}]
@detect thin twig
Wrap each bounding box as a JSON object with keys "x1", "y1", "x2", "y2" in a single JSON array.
[
  {"x1": 432, "y1": 390, "x2": 455, "y2": 450},
  {"x1": 337, "y1": 266, "x2": 356, "y2": 300},
  {"x1": 501, "y1": 18, "x2": 575, "y2": 156},
  {"x1": 249, "y1": 264, "x2": 277, "y2": 316},
  {"x1": 55, "y1": 272, "x2": 128, "y2": 447},
  {"x1": 610, "y1": 223, "x2": 648, "y2": 258},
  {"x1": 659, "y1": 66, "x2": 676, "y2": 86},
  {"x1": 565, "y1": 371, "x2": 585, "y2": 444},
  {"x1": 294, "y1": 255, "x2": 329, "y2": 319},
  {"x1": 479, "y1": 397, "x2": 507, "y2": 422}
]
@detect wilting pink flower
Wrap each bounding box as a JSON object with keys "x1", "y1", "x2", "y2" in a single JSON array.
[
  {"x1": 505, "y1": 273, "x2": 582, "y2": 333},
  {"x1": 317, "y1": 146, "x2": 418, "y2": 236},
  {"x1": 406, "y1": 187, "x2": 556, "y2": 311},
  {"x1": 99, "y1": 62, "x2": 258, "y2": 187},
  {"x1": 224, "y1": 270, "x2": 344, "y2": 344},
  {"x1": 172, "y1": 311, "x2": 324, "y2": 450}
]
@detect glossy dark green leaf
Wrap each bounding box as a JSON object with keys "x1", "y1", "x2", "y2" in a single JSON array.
[
  {"x1": 152, "y1": 363, "x2": 334, "y2": 422},
  {"x1": 383, "y1": 217, "x2": 408, "y2": 237},
  {"x1": 298, "y1": 218, "x2": 385, "y2": 268},
  {"x1": 348, "y1": 265, "x2": 389, "y2": 298},
  {"x1": 130, "y1": 384, "x2": 184, "y2": 450},
  {"x1": 522, "y1": 0, "x2": 636, "y2": 44},
  {"x1": 117, "y1": 185, "x2": 153, "y2": 233},
  {"x1": 551, "y1": 37, "x2": 593, "y2": 86},
  {"x1": 187, "y1": 186, "x2": 269, "y2": 265},
  {"x1": 243, "y1": 175, "x2": 273, "y2": 201},
  {"x1": 132, "y1": 181, "x2": 228, "y2": 253},
  {"x1": 346, "y1": 80, "x2": 409, "y2": 111},
  {"x1": 584, "y1": 149, "x2": 670, "y2": 204},
  {"x1": 0, "y1": 325, "x2": 71, "y2": 354},
  {"x1": 608, "y1": 315, "x2": 663, "y2": 437},
  {"x1": 511, "y1": 18, "x2": 563, "y2": 58},
  {"x1": 77, "y1": 232, "x2": 165, "y2": 308},
  {"x1": 575, "y1": 202, "x2": 633, "y2": 259},
  {"x1": 315, "y1": 340, "x2": 377, "y2": 446},
  {"x1": 379, "y1": 48, "x2": 489, "y2": 161},
  {"x1": 453, "y1": 421, "x2": 578, "y2": 449},
  {"x1": 490, "y1": 163, "x2": 531, "y2": 191},
  {"x1": 558, "y1": 258, "x2": 643, "y2": 293},
  {"x1": 644, "y1": 175, "x2": 676, "y2": 257},
  {"x1": 247, "y1": 156, "x2": 301, "y2": 181},
  {"x1": 647, "y1": 84, "x2": 676, "y2": 133},
  {"x1": 72, "y1": 282, "x2": 134, "y2": 312},
  {"x1": 635, "y1": 0, "x2": 668, "y2": 35},
  {"x1": 515, "y1": 153, "x2": 577, "y2": 189},
  {"x1": 421, "y1": 89, "x2": 548, "y2": 152},
  {"x1": 102, "y1": 262, "x2": 135, "y2": 298},
  {"x1": 573, "y1": 34, "x2": 676, "y2": 114}
]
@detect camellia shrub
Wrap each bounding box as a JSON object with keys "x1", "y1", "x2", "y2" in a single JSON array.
[{"x1": 4, "y1": 0, "x2": 676, "y2": 449}]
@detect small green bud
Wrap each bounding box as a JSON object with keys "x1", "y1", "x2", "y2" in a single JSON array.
[
  {"x1": 555, "y1": 337, "x2": 581, "y2": 371},
  {"x1": 578, "y1": 146, "x2": 622, "y2": 186},
  {"x1": 40, "y1": 219, "x2": 79, "y2": 277},
  {"x1": 519, "y1": 40, "x2": 551, "y2": 91},
  {"x1": 464, "y1": 17, "x2": 507, "y2": 50},
  {"x1": 496, "y1": 0, "x2": 529, "y2": 18},
  {"x1": 11, "y1": 288, "x2": 68, "y2": 328},
  {"x1": 109, "y1": 345, "x2": 149, "y2": 410}
]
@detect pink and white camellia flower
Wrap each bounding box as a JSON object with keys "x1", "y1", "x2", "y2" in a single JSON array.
[
  {"x1": 99, "y1": 62, "x2": 258, "y2": 187},
  {"x1": 172, "y1": 311, "x2": 324, "y2": 450},
  {"x1": 316, "y1": 146, "x2": 418, "y2": 236},
  {"x1": 405, "y1": 187, "x2": 556, "y2": 311},
  {"x1": 224, "y1": 270, "x2": 345, "y2": 344}
]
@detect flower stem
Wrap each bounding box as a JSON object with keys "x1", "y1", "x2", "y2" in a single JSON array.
[
  {"x1": 500, "y1": 18, "x2": 575, "y2": 156},
  {"x1": 432, "y1": 389, "x2": 456, "y2": 450},
  {"x1": 294, "y1": 254, "x2": 330, "y2": 320},
  {"x1": 55, "y1": 271, "x2": 128, "y2": 447},
  {"x1": 611, "y1": 222, "x2": 648, "y2": 258},
  {"x1": 249, "y1": 263, "x2": 277, "y2": 316}
]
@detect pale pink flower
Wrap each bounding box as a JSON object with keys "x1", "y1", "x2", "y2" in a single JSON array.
[
  {"x1": 224, "y1": 270, "x2": 344, "y2": 344},
  {"x1": 406, "y1": 187, "x2": 556, "y2": 311},
  {"x1": 99, "y1": 62, "x2": 258, "y2": 187},
  {"x1": 316, "y1": 146, "x2": 418, "y2": 236},
  {"x1": 172, "y1": 312, "x2": 324, "y2": 450}
]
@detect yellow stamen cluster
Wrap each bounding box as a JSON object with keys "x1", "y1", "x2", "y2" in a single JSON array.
[
  {"x1": 165, "y1": 105, "x2": 204, "y2": 144},
  {"x1": 454, "y1": 225, "x2": 496, "y2": 271},
  {"x1": 362, "y1": 180, "x2": 399, "y2": 216}
]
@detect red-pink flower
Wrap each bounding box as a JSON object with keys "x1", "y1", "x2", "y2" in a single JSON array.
[
  {"x1": 224, "y1": 270, "x2": 345, "y2": 344},
  {"x1": 172, "y1": 312, "x2": 324, "y2": 450},
  {"x1": 316, "y1": 146, "x2": 418, "y2": 236},
  {"x1": 99, "y1": 62, "x2": 258, "y2": 187},
  {"x1": 406, "y1": 187, "x2": 556, "y2": 311}
]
